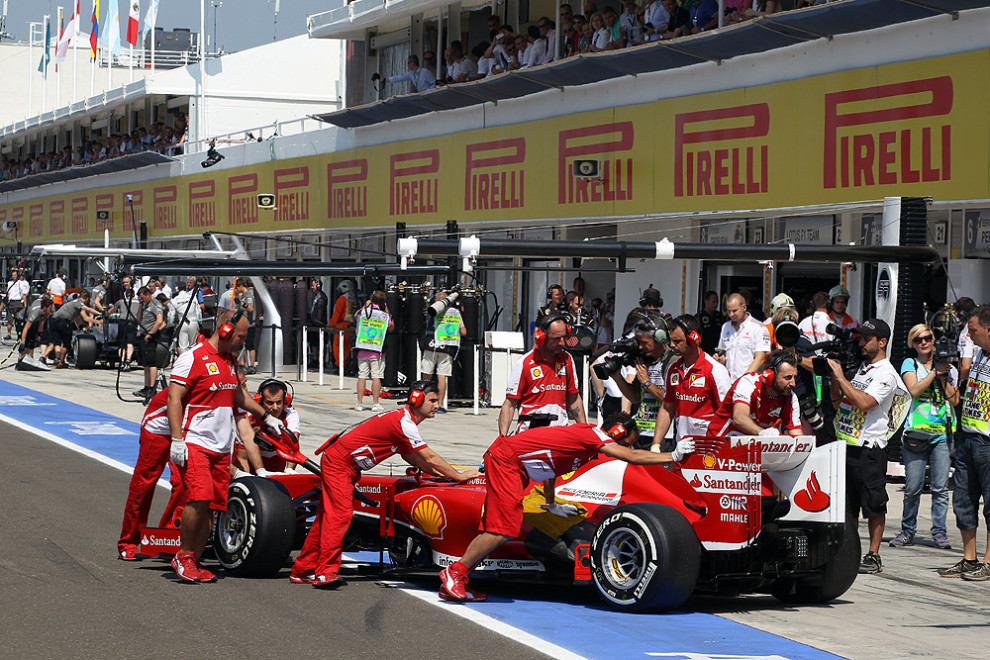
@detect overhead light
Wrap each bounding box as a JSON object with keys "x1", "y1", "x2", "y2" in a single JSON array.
[{"x1": 201, "y1": 141, "x2": 225, "y2": 168}]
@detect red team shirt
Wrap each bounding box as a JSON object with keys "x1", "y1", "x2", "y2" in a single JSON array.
[
  {"x1": 494, "y1": 424, "x2": 610, "y2": 480},
  {"x1": 141, "y1": 389, "x2": 171, "y2": 436},
  {"x1": 505, "y1": 349, "x2": 580, "y2": 431},
  {"x1": 663, "y1": 350, "x2": 732, "y2": 440},
  {"x1": 326, "y1": 408, "x2": 427, "y2": 471},
  {"x1": 169, "y1": 342, "x2": 241, "y2": 453},
  {"x1": 709, "y1": 371, "x2": 801, "y2": 437}
]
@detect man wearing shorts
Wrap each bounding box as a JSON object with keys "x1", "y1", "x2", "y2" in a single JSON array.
[
  {"x1": 48, "y1": 290, "x2": 100, "y2": 368},
  {"x1": 134, "y1": 286, "x2": 165, "y2": 399},
  {"x1": 291, "y1": 380, "x2": 478, "y2": 588},
  {"x1": 166, "y1": 310, "x2": 281, "y2": 582},
  {"x1": 354, "y1": 290, "x2": 393, "y2": 412},
  {"x1": 17, "y1": 297, "x2": 53, "y2": 364},
  {"x1": 421, "y1": 290, "x2": 467, "y2": 414},
  {"x1": 438, "y1": 411, "x2": 695, "y2": 601}
]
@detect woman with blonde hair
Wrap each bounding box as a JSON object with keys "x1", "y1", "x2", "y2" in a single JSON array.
[{"x1": 891, "y1": 323, "x2": 960, "y2": 549}]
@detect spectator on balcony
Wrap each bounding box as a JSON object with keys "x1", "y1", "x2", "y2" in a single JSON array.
[
  {"x1": 589, "y1": 13, "x2": 610, "y2": 51},
  {"x1": 603, "y1": 6, "x2": 626, "y2": 48},
  {"x1": 384, "y1": 54, "x2": 437, "y2": 92},
  {"x1": 690, "y1": 0, "x2": 720, "y2": 32},
  {"x1": 471, "y1": 42, "x2": 494, "y2": 79}
]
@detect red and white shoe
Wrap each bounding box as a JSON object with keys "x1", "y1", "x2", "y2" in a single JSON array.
[
  {"x1": 289, "y1": 572, "x2": 316, "y2": 585},
  {"x1": 118, "y1": 545, "x2": 142, "y2": 561},
  {"x1": 312, "y1": 574, "x2": 345, "y2": 589},
  {"x1": 438, "y1": 565, "x2": 487, "y2": 602},
  {"x1": 194, "y1": 558, "x2": 218, "y2": 583},
  {"x1": 171, "y1": 552, "x2": 201, "y2": 583}
]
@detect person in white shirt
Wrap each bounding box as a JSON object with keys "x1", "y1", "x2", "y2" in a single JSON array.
[
  {"x1": 798, "y1": 291, "x2": 834, "y2": 348},
  {"x1": 537, "y1": 18, "x2": 557, "y2": 64},
  {"x1": 521, "y1": 26, "x2": 548, "y2": 68},
  {"x1": 717, "y1": 293, "x2": 771, "y2": 380},
  {"x1": 5, "y1": 269, "x2": 30, "y2": 339},
  {"x1": 47, "y1": 271, "x2": 67, "y2": 309}
]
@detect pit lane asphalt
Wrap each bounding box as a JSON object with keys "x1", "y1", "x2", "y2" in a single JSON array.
[{"x1": 2, "y1": 355, "x2": 990, "y2": 659}]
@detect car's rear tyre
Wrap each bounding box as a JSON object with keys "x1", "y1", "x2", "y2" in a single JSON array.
[
  {"x1": 590, "y1": 503, "x2": 700, "y2": 612},
  {"x1": 74, "y1": 335, "x2": 97, "y2": 370},
  {"x1": 213, "y1": 477, "x2": 295, "y2": 577},
  {"x1": 771, "y1": 518, "x2": 860, "y2": 604}
]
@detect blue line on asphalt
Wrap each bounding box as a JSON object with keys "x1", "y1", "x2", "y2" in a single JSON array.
[{"x1": 1, "y1": 378, "x2": 842, "y2": 660}]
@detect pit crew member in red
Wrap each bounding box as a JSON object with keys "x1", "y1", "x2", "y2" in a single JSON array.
[
  {"x1": 654, "y1": 315, "x2": 732, "y2": 451},
  {"x1": 291, "y1": 381, "x2": 479, "y2": 589},
  {"x1": 499, "y1": 315, "x2": 586, "y2": 435},
  {"x1": 438, "y1": 411, "x2": 694, "y2": 602},
  {"x1": 709, "y1": 350, "x2": 802, "y2": 437},
  {"x1": 166, "y1": 310, "x2": 279, "y2": 583},
  {"x1": 233, "y1": 378, "x2": 301, "y2": 476},
  {"x1": 116, "y1": 388, "x2": 188, "y2": 561}
]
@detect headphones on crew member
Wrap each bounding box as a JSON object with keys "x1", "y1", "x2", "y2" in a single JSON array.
[
  {"x1": 603, "y1": 412, "x2": 636, "y2": 441},
  {"x1": 633, "y1": 313, "x2": 671, "y2": 345},
  {"x1": 762, "y1": 351, "x2": 796, "y2": 380},
  {"x1": 218, "y1": 309, "x2": 244, "y2": 341},
  {"x1": 670, "y1": 315, "x2": 702, "y2": 348},
  {"x1": 254, "y1": 378, "x2": 293, "y2": 407},
  {"x1": 406, "y1": 380, "x2": 437, "y2": 408},
  {"x1": 639, "y1": 286, "x2": 663, "y2": 309},
  {"x1": 534, "y1": 314, "x2": 572, "y2": 347},
  {"x1": 606, "y1": 422, "x2": 629, "y2": 440},
  {"x1": 546, "y1": 284, "x2": 564, "y2": 301}
]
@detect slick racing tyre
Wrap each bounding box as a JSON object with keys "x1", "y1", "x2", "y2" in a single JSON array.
[
  {"x1": 591, "y1": 503, "x2": 700, "y2": 612},
  {"x1": 213, "y1": 477, "x2": 295, "y2": 578},
  {"x1": 73, "y1": 335, "x2": 97, "y2": 370},
  {"x1": 771, "y1": 518, "x2": 860, "y2": 604}
]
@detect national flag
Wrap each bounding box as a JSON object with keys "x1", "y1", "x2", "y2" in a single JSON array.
[
  {"x1": 54, "y1": 11, "x2": 64, "y2": 69},
  {"x1": 55, "y1": 2, "x2": 81, "y2": 64},
  {"x1": 37, "y1": 16, "x2": 51, "y2": 74},
  {"x1": 90, "y1": 0, "x2": 100, "y2": 58},
  {"x1": 126, "y1": 0, "x2": 140, "y2": 46},
  {"x1": 104, "y1": 0, "x2": 121, "y2": 56},
  {"x1": 142, "y1": 0, "x2": 159, "y2": 38}
]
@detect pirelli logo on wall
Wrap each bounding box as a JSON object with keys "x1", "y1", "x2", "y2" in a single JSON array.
[
  {"x1": 823, "y1": 76, "x2": 952, "y2": 189},
  {"x1": 465, "y1": 138, "x2": 525, "y2": 211},
  {"x1": 674, "y1": 104, "x2": 770, "y2": 198},
  {"x1": 327, "y1": 159, "x2": 368, "y2": 219},
  {"x1": 390, "y1": 150, "x2": 439, "y2": 215},
  {"x1": 558, "y1": 122, "x2": 633, "y2": 205}
]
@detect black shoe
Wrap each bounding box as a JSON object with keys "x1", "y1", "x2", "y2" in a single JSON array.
[
  {"x1": 245, "y1": 366, "x2": 256, "y2": 375},
  {"x1": 859, "y1": 551, "x2": 883, "y2": 574},
  {"x1": 133, "y1": 387, "x2": 152, "y2": 398}
]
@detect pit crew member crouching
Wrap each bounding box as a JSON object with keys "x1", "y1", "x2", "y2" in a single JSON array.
[
  {"x1": 708, "y1": 350, "x2": 802, "y2": 438},
  {"x1": 47, "y1": 290, "x2": 100, "y2": 368},
  {"x1": 167, "y1": 311, "x2": 281, "y2": 583},
  {"x1": 653, "y1": 315, "x2": 732, "y2": 452},
  {"x1": 233, "y1": 379, "x2": 301, "y2": 476},
  {"x1": 291, "y1": 381, "x2": 479, "y2": 589},
  {"x1": 499, "y1": 314, "x2": 586, "y2": 435},
  {"x1": 117, "y1": 389, "x2": 188, "y2": 560},
  {"x1": 438, "y1": 411, "x2": 695, "y2": 602},
  {"x1": 17, "y1": 297, "x2": 53, "y2": 363}
]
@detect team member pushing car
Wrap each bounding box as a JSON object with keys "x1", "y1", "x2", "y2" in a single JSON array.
[
  {"x1": 438, "y1": 411, "x2": 696, "y2": 602},
  {"x1": 233, "y1": 379, "x2": 301, "y2": 476},
  {"x1": 47, "y1": 290, "x2": 100, "y2": 368},
  {"x1": 291, "y1": 380, "x2": 479, "y2": 589},
  {"x1": 166, "y1": 310, "x2": 282, "y2": 583}
]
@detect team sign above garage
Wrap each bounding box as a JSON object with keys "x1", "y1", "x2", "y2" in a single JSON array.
[{"x1": 1, "y1": 50, "x2": 985, "y2": 243}]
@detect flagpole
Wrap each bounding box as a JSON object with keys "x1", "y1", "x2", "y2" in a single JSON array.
[
  {"x1": 29, "y1": 22, "x2": 37, "y2": 116},
  {"x1": 199, "y1": 0, "x2": 206, "y2": 143},
  {"x1": 43, "y1": 15, "x2": 49, "y2": 115},
  {"x1": 73, "y1": 2, "x2": 78, "y2": 102},
  {"x1": 150, "y1": 1, "x2": 156, "y2": 71},
  {"x1": 90, "y1": 0, "x2": 96, "y2": 97},
  {"x1": 56, "y1": 6, "x2": 63, "y2": 110}
]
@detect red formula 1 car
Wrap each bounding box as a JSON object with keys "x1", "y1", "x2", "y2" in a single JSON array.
[{"x1": 142, "y1": 429, "x2": 858, "y2": 612}]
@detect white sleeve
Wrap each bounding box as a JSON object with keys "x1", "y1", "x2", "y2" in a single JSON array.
[
  {"x1": 713, "y1": 362, "x2": 733, "y2": 400},
  {"x1": 170, "y1": 349, "x2": 195, "y2": 384},
  {"x1": 717, "y1": 322, "x2": 729, "y2": 350},
  {"x1": 865, "y1": 372, "x2": 896, "y2": 407},
  {"x1": 400, "y1": 413, "x2": 427, "y2": 450},
  {"x1": 284, "y1": 407, "x2": 301, "y2": 434},
  {"x1": 732, "y1": 374, "x2": 757, "y2": 403},
  {"x1": 505, "y1": 354, "x2": 525, "y2": 397},
  {"x1": 755, "y1": 324, "x2": 772, "y2": 353}
]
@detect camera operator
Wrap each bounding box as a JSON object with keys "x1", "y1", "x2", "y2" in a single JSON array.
[
  {"x1": 938, "y1": 305, "x2": 990, "y2": 580},
  {"x1": 828, "y1": 318, "x2": 909, "y2": 576},
  {"x1": 773, "y1": 307, "x2": 832, "y2": 441},
  {"x1": 607, "y1": 315, "x2": 674, "y2": 450},
  {"x1": 421, "y1": 290, "x2": 467, "y2": 414},
  {"x1": 709, "y1": 350, "x2": 802, "y2": 438},
  {"x1": 590, "y1": 307, "x2": 647, "y2": 421},
  {"x1": 955, "y1": 297, "x2": 977, "y2": 385},
  {"x1": 133, "y1": 286, "x2": 165, "y2": 399},
  {"x1": 654, "y1": 315, "x2": 732, "y2": 453},
  {"x1": 889, "y1": 323, "x2": 959, "y2": 550}
]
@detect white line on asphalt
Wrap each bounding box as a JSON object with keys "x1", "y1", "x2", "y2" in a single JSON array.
[
  {"x1": 381, "y1": 580, "x2": 588, "y2": 660},
  {"x1": 0, "y1": 413, "x2": 170, "y2": 489}
]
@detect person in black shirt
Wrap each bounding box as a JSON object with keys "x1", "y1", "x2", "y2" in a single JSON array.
[{"x1": 697, "y1": 290, "x2": 724, "y2": 355}]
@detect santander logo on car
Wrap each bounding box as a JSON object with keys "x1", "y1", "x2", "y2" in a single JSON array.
[{"x1": 792, "y1": 471, "x2": 830, "y2": 512}]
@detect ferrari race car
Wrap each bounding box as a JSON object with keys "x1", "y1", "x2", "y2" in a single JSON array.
[{"x1": 142, "y1": 429, "x2": 858, "y2": 612}]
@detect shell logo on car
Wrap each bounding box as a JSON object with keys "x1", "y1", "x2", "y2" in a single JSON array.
[{"x1": 411, "y1": 495, "x2": 447, "y2": 539}]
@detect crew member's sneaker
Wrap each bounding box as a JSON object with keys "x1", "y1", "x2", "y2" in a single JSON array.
[
  {"x1": 118, "y1": 545, "x2": 142, "y2": 561},
  {"x1": 934, "y1": 534, "x2": 953, "y2": 550},
  {"x1": 961, "y1": 562, "x2": 990, "y2": 581},
  {"x1": 858, "y1": 551, "x2": 883, "y2": 574},
  {"x1": 889, "y1": 532, "x2": 913, "y2": 547},
  {"x1": 193, "y1": 557, "x2": 218, "y2": 583},
  {"x1": 171, "y1": 552, "x2": 201, "y2": 583},
  {"x1": 354, "y1": 404, "x2": 365, "y2": 412},
  {"x1": 133, "y1": 386, "x2": 152, "y2": 398},
  {"x1": 371, "y1": 403, "x2": 384, "y2": 412},
  {"x1": 312, "y1": 574, "x2": 345, "y2": 589},
  {"x1": 937, "y1": 558, "x2": 981, "y2": 578},
  {"x1": 438, "y1": 564, "x2": 487, "y2": 602},
  {"x1": 55, "y1": 361, "x2": 67, "y2": 369},
  {"x1": 289, "y1": 572, "x2": 316, "y2": 585}
]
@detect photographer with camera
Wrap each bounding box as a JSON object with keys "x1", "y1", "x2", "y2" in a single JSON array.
[
  {"x1": 654, "y1": 315, "x2": 732, "y2": 454},
  {"x1": 889, "y1": 324, "x2": 959, "y2": 551},
  {"x1": 604, "y1": 314, "x2": 674, "y2": 450},
  {"x1": 938, "y1": 306, "x2": 990, "y2": 581},
  {"x1": 421, "y1": 289, "x2": 467, "y2": 415},
  {"x1": 829, "y1": 318, "x2": 910, "y2": 575}
]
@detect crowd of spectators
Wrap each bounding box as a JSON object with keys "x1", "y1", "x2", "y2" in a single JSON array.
[
  {"x1": 413, "y1": 0, "x2": 799, "y2": 89},
  {"x1": 0, "y1": 114, "x2": 188, "y2": 182}
]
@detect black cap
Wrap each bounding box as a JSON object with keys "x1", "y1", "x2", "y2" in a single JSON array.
[{"x1": 857, "y1": 318, "x2": 890, "y2": 341}]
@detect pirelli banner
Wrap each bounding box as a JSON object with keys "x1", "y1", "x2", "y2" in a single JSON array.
[{"x1": 2, "y1": 50, "x2": 987, "y2": 243}]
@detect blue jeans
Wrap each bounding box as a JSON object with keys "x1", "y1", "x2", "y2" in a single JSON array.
[
  {"x1": 952, "y1": 431, "x2": 990, "y2": 530},
  {"x1": 900, "y1": 438, "x2": 950, "y2": 537}
]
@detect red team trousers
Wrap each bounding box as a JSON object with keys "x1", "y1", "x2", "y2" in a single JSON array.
[
  {"x1": 292, "y1": 451, "x2": 360, "y2": 578},
  {"x1": 117, "y1": 428, "x2": 187, "y2": 550}
]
